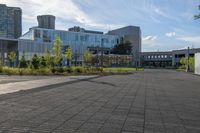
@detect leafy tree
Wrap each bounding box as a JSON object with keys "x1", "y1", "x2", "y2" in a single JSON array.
[
  {"x1": 189, "y1": 57, "x2": 195, "y2": 71},
  {"x1": 52, "y1": 36, "x2": 62, "y2": 66},
  {"x1": 180, "y1": 57, "x2": 195, "y2": 72},
  {"x1": 180, "y1": 57, "x2": 187, "y2": 66},
  {"x1": 65, "y1": 47, "x2": 72, "y2": 67},
  {"x1": 8, "y1": 51, "x2": 16, "y2": 67},
  {"x1": 112, "y1": 41, "x2": 132, "y2": 55},
  {"x1": 19, "y1": 55, "x2": 27, "y2": 68},
  {"x1": 44, "y1": 49, "x2": 53, "y2": 67},
  {"x1": 84, "y1": 49, "x2": 93, "y2": 66},
  {"x1": 40, "y1": 56, "x2": 47, "y2": 68},
  {"x1": 31, "y1": 54, "x2": 40, "y2": 69},
  {"x1": 194, "y1": 5, "x2": 200, "y2": 19}
]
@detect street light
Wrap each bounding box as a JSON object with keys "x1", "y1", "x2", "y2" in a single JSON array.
[
  {"x1": 186, "y1": 46, "x2": 190, "y2": 72},
  {"x1": 101, "y1": 38, "x2": 104, "y2": 68}
]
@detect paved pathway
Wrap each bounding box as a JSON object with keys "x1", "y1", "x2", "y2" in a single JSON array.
[
  {"x1": 0, "y1": 70, "x2": 200, "y2": 133},
  {"x1": 0, "y1": 76, "x2": 96, "y2": 95}
]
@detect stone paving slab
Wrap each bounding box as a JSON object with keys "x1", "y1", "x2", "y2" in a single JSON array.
[
  {"x1": 0, "y1": 69, "x2": 200, "y2": 133},
  {"x1": 0, "y1": 75, "x2": 97, "y2": 95}
]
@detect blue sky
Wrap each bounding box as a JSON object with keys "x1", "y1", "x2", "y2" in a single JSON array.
[{"x1": 2, "y1": 0, "x2": 200, "y2": 51}]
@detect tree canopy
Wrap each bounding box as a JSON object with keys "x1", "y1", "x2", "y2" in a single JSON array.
[
  {"x1": 52, "y1": 36, "x2": 62, "y2": 66},
  {"x1": 65, "y1": 47, "x2": 72, "y2": 66},
  {"x1": 111, "y1": 41, "x2": 132, "y2": 55}
]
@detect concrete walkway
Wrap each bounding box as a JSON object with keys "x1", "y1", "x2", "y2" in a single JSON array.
[
  {"x1": 0, "y1": 70, "x2": 200, "y2": 132},
  {"x1": 0, "y1": 75, "x2": 97, "y2": 95}
]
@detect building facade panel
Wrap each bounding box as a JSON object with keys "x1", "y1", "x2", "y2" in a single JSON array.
[
  {"x1": 107, "y1": 26, "x2": 141, "y2": 67},
  {"x1": 0, "y1": 4, "x2": 22, "y2": 39}
]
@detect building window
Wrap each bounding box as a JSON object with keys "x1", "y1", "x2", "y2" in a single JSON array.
[
  {"x1": 161, "y1": 55, "x2": 164, "y2": 58},
  {"x1": 158, "y1": 55, "x2": 160, "y2": 58},
  {"x1": 34, "y1": 29, "x2": 41, "y2": 39},
  {"x1": 165, "y1": 55, "x2": 167, "y2": 58}
]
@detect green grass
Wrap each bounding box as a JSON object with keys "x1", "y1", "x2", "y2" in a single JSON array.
[
  {"x1": 0, "y1": 66, "x2": 144, "y2": 76},
  {"x1": 103, "y1": 67, "x2": 144, "y2": 72}
]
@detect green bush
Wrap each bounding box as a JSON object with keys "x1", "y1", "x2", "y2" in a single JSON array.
[
  {"x1": 0, "y1": 62, "x2": 3, "y2": 73},
  {"x1": 38, "y1": 68, "x2": 52, "y2": 75},
  {"x1": 55, "y1": 67, "x2": 64, "y2": 73},
  {"x1": 63, "y1": 67, "x2": 73, "y2": 73},
  {"x1": 2, "y1": 67, "x2": 20, "y2": 75}
]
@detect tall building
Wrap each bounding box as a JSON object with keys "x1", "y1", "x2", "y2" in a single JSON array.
[
  {"x1": 0, "y1": 4, "x2": 22, "y2": 39},
  {"x1": 107, "y1": 26, "x2": 141, "y2": 67},
  {"x1": 37, "y1": 15, "x2": 56, "y2": 29}
]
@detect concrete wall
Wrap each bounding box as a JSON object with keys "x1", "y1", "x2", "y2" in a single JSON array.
[{"x1": 195, "y1": 53, "x2": 200, "y2": 75}]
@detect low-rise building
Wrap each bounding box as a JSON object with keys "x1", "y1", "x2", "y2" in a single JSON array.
[
  {"x1": 141, "y1": 51, "x2": 172, "y2": 68},
  {"x1": 195, "y1": 53, "x2": 200, "y2": 75}
]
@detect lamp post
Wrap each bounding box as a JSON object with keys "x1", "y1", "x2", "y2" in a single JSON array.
[
  {"x1": 101, "y1": 38, "x2": 104, "y2": 68},
  {"x1": 186, "y1": 46, "x2": 190, "y2": 72}
]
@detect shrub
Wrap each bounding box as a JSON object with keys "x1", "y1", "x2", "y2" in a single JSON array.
[
  {"x1": 19, "y1": 55, "x2": 27, "y2": 68},
  {"x1": 2, "y1": 67, "x2": 20, "y2": 75},
  {"x1": 38, "y1": 68, "x2": 52, "y2": 75},
  {"x1": 0, "y1": 62, "x2": 3, "y2": 73},
  {"x1": 73, "y1": 67, "x2": 84, "y2": 73},
  {"x1": 63, "y1": 67, "x2": 73, "y2": 73}
]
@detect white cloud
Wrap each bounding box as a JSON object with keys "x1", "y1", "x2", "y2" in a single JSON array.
[
  {"x1": 165, "y1": 32, "x2": 176, "y2": 37},
  {"x1": 177, "y1": 36, "x2": 200, "y2": 44},
  {"x1": 142, "y1": 36, "x2": 158, "y2": 47},
  {"x1": 143, "y1": 36, "x2": 157, "y2": 41},
  {"x1": 1, "y1": 0, "x2": 122, "y2": 32}
]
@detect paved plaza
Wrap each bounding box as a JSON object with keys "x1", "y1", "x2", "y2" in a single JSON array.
[{"x1": 0, "y1": 70, "x2": 200, "y2": 133}]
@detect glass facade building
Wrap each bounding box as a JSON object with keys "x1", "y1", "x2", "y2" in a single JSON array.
[
  {"x1": 0, "y1": 4, "x2": 22, "y2": 39},
  {"x1": 19, "y1": 28, "x2": 119, "y2": 64}
]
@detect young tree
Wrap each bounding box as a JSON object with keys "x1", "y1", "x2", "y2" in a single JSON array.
[
  {"x1": 8, "y1": 51, "x2": 16, "y2": 67},
  {"x1": 31, "y1": 54, "x2": 40, "y2": 69},
  {"x1": 65, "y1": 47, "x2": 72, "y2": 67},
  {"x1": 189, "y1": 57, "x2": 195, "y2": 72},
  {"x1": 40, "y1": 56, "x2": 47, "y2": 68},
  {"x1": 180, "y1": 57, "x2": 187, "y2": 66},
  {"x1": 52, "y1": 36, "x2": 62, "y2": 67},
  {"x1": 19, "y1": 55, "x2": 27, "y2": 68},
  {"x1": 44, "y1": 49, "x2": 52, "y2": 67},
  {"x1": 84, "y1": 49, "x2": 92, "y2": 67}
]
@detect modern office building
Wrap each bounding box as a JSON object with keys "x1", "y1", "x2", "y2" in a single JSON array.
[
  {"x1": 107, "y1": 26, "x2": 141, "y2": 67},
  {"x1": 37, "y1": 15, "x2": 56, "y2": 29},
  {"x1": 18, "y1": 27, "x2": 119, "y2": 65},
  {"x1": 0, "y1": 4, "x2": 21, "y2": 65},
  {"x1": 0, "y1": 4, "x2": 22, "y2": 39},
  {"x1": 16, "y1": 14, "x2": 142, "y2": 66}
]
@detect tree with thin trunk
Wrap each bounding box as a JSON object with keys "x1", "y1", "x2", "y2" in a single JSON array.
[
  {"x1": 8, "y1": 51, "x2": 16, "y2": 67},
  {"x1": 84, "y1": 49, "x2": 92, "y2": 67},
  {"x1": 52, "y1": 36, "x2": 62, "y2": 67},
  {"x1": 65, "y1": 47, "x2": 72, "y2": 67},
  {"x1": 44, "y1": 49, "x2": 52, "y2": 67}
]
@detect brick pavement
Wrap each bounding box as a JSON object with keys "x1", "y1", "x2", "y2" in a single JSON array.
[{"x1": 0, "y1": 70, "x2": 200, "y2": 133}]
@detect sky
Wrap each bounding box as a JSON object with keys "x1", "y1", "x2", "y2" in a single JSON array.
[{"x1": 1, "y1": 0, "x2": 200, "y2": 52}]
